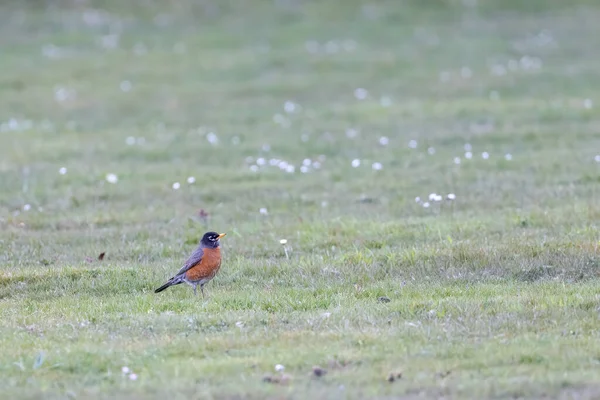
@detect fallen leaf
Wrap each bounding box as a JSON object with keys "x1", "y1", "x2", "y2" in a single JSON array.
[
  {"x1": 312, "y1": 366, "x2": 327, "y2": 377},
  {"x1": 436, "y1": 370, "x2": 451, "y2": 379},
  {"x1": 387, "y1": 371, "x2": 402, "y2": 382}
]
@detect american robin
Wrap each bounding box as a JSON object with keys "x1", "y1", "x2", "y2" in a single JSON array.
[{"x1": 154, "y1": 231, "x2": 226, "y2": 297}]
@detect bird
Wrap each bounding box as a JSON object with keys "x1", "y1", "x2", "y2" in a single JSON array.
[{"x1": 154, "y1": 231, "x2": 226, "y2": 297}]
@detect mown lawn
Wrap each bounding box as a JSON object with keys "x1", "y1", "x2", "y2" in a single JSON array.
[{"x1": 1, "y1": 0, "x2": 600, "y2": 398}]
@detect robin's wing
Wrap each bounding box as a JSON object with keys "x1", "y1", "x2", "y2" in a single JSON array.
[{"x1": 173, "y1": 246, "x2": 204, "y2": 277}]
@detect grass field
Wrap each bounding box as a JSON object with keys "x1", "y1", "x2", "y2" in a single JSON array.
[{"x1": 1, "y1": 0, "x2": 600, "y2": 398}]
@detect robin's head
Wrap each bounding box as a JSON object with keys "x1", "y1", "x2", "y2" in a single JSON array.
[{"x1": 200, "y1": 231, "x2": 226, "y2": 248}]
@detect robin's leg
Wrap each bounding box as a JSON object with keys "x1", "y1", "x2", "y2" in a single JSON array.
[
  {"x1": 200, "y1": 284, "x2": 205, "y2": 298},
  {"x1": 193, "y1": 284, "x2": 197, "y2": 296}
]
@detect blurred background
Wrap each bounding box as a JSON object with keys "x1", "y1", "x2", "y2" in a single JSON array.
[{"x1": 1, "y1": 0, "x2": 599, "y2": 262}]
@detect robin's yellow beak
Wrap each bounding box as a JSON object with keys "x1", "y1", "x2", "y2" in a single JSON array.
[{"x1": 217, "y1": 233, "x2": 227, "y2": 239}]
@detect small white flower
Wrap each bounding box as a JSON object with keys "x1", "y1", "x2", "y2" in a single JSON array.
[
  {"x1": 285, "y1": 165, "x2": 295, "y2": 173},
  {"x1": 379, "y1": 136, "x2": 389, "y2": 146},
  {"x1": 305, "y1": 40, "x2": 319, "y2": 53},
  {"x1": 312, "y1": 161, "x2": 321, "y2": 169},
  {"x1": 380, "y1": 96, "x2": 392, "y2": 107},
  {"x1": 505, "y1": 153, "x2": 513, "y2": 161},
  {"x1": 583, "y1": 99, "x2": 593, "y2": 109},
  {"x1": 126, "y1": 136, "x2": 136, "y2": 145},
  {"x1": 187, "y1": 176, "x2": 195, "y2": 184},
  {"x1": 351, "y1": 159, "x2": 361, "y2": 168},
  {"x1": 372, "y1": 162, "x2": 383, "y2": 170},
  {"x1": 428, "y1": 147, "x2": 436, "y2": 155},
  {"x1": 122, "y1": 366, "x2": 130, "y2": 374},
  {"x1": 300, "y1": 166, "x2": 309, "y2": 173},
  {"x1": 325, "y1": 41, "x2": 339, "y2": 53},
  {"x1": 259, "y1": 208, "x2": 268, "y2": 215},
  {"x1": 423, "y1": 202, "x2": 430, "y2": 208},
  {"x1": 464, "y1": 143, "x2": 472, "y2": 151},
  {"x1": 428, "y1": 193, "x2": 437, "y2": 201},
  {"x1": 302, "y1": 158, "x2": 311, "y2": 166},
  {"x1": 279, "y1": 239, "x2": 288, "y2": 245},
  {"x1": 415, "y1": 196, "x2": 421, "y2": 203},
  {"x1": 275, "y1": 364, "x2": 285, "y2": 372},
  {"x1": 129, "y1": 373, "x2": 138, "y2": 381},
  {"x1": 262, "y1": 144, "x2": 271, "y2": 152},
  {"x1": 235, "y1": 321, "x2": 244, "y2": 328},
  {"x1": 284, "y1": 101, "x2": 296, "y2": 113},
  {"x1": 106, "y1": 173, "x2": 118, "y2": 183},
  {"x1": 482, "y1": 152, "x2": 490, "y2": 159},
  {"x1": 256, "y1": 158, "x2": 266, "y2": 166},
  {"x1": 54, "y1": 87, "x2": 70, "y2": 102},
  {"x1": 465, "y1": 151, "x2": 473, "y2": 159},
  {"x1": 491, "y1": 64, "x2": 507, "y2": 76},
  {"x1": 120, "y1": 80, "x2": 132, "y2": 92},
  {"x1": 354, "y1": 88, "x2": 368, "y2": 100},
  {"x1": 594, "y1": 155, "x2": 600, "y2": 163},
  {"x1": 172, "y1": 182, "x2": 180, "y2": 190},
  {"x1": 59, "y1": 167, "x2": 67, "y2": 175},
  {"x1": 206, "y1": 132, "x2": 218, "y2": 144},
  {"x1": 447, "y1": 193, "x2": 456, "y2": 200},
  {"x1": 460, "y1": 66, "x2": 473, "y2": 79},
  {"x1": 23, "y1": 204, "x2": 31, "y2": 211},
  {"x1": 250, "y1": 165, "x2": 259, "y2": 172},
  {"x1": 321, "y1": 201, "x2": 328, "y2": 207},
  {"x1": 453, "y1": 157, "x2": 461, "y2": 165},
  {"x1": 346, "y1": 128, "x2": 358, "y2": 138},
  {"x1": 408, "y1": 140, "x2": 418, "y2": 149},
  {"x1": 433, "y1": 195, "x2": 442, "y2": 202}
]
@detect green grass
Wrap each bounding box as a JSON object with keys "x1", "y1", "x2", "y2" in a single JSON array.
[{"x1": 1, "y1": 0, "x2": 600, "y2": 398}]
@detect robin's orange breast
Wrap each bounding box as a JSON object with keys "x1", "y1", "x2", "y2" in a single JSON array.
[{"x1": 185, "y1": 247, "x2": 221, "y2": 282}]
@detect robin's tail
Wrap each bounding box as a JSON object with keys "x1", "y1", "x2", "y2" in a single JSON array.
[{"x1": 154, "y1": 276, "x2": 183, "y2": 293}]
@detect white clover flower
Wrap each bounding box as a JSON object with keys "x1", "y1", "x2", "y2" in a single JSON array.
[
  {"x1": 354, "y1": 88, "x2": 368, "y2": 100},
  {"x1": 106, "y1": 173, "x2": 118, "y2": 183}
]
